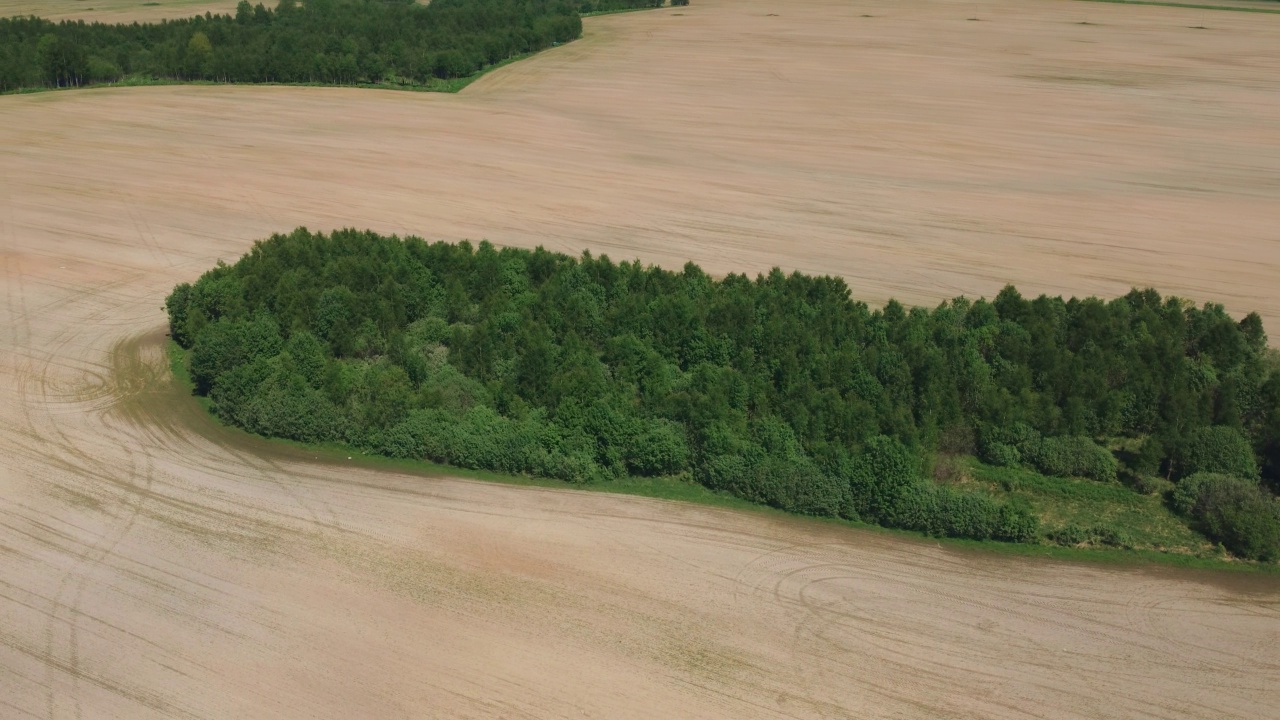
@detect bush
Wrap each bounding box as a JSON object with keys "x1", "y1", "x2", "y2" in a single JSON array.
[
  {"x1": 240, "y1": 378, "x2": 346, "y2": 443},
  {"x1": 882, "y1": 480, "x2": 940, "y2": 533},
  {"x1": 976, "y1": 422, "x2": 1036, "y2": 467},
  {"x1": 878, "y1": 481, "x2": 1037, "y2": 542},
  {"x1": 1174, "y1": 426, "x2": 1259, "y2": 480},
  {"x1": 190, "y1": 316, "x2": 282, "y2": 394},
  {"x1": 377, "y1": 406, "x2": 604, "y2": 483},
  {"x1": 994, "y1": 503, "x2": 1040, "y2": 543},
  {"x1": 1023, "y1": 435, "x2": 1117, "y2": 482},
  {"x1": 1173, "y1": 472, "x2": 1280, "y2": 561},
  {"x1": 696, "y1": 444, "x2": 849, "y2": 517},
  {"x1": 623, "y1": 418, "x2": 689, "y2": 477},
  {"x1": 843, "y1": 435, "x2": 919, "y2": 523},
  {"x1": 982, "y1": 442, "x2": 1021, "y2": 468},
  {"x1": 934, "y1": 487, "x2": 998, "y2": 539}
]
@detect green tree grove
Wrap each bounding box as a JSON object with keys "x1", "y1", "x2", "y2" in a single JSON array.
[
  {"x1": 166, "y1": 229, "x2": 1280, "y2": 558},
  {"x1": 0, "y1": 0, "x2": 586, "y2": 92}
]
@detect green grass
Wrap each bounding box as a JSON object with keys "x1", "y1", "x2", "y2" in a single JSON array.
[
  {"x1": 1076, "y1": 0, "x2": 1280, "y2": 13},
  {"x1": 165, "y1": 341, "x2": 1275, "y2": 573},
  {"x1": 958, "y1": 459, "x2": 1213, "y2": 554}
]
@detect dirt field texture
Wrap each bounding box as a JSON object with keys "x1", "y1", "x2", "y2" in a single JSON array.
[
  {"x1": 0, "y1": 0, "x2": 239, "y2": 22},
  {"x1": 1, "y1": 0, "x2": 1279, "y2": 718}
]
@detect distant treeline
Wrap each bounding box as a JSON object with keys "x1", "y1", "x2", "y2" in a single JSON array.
[
  {"x1": 166, "y1": 230, "x2": 1280, "y2": 559},
  {"x1": 0, "y1": 0, "x2": 596, "y2": 92}
]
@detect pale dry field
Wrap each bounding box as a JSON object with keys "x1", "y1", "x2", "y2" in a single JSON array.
[
  {"x1": 4, "y1": 0, "x2": 1280, "y2": 324},
  {"x1": 0, "y1": 0, "x2": 238, "y2": 22},
  {"x1": 2, "y1": 0, "x2": 1280, "y2": 718}
]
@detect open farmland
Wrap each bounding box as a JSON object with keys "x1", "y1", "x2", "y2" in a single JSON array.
[
  {"x1": 1, "y1": 1, "x2": 1279, "y2": 718},
  {"x1": 4, "y1": 0, "x2": 1280, "y2": 326},
  {"x1": 0, "y1": 0, "x2": 240, "y2": 22}
]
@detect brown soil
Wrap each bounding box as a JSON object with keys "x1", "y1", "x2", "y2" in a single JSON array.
[
  {"x1": 5, "y1": 0, "x2": 1280, "y2": 326},
  {"x1": 0, "y1": 0, "x2": 238, "y2": 22},
  {"x1": 1, "y1": 1, "x2": 1278, "y2": 718}
]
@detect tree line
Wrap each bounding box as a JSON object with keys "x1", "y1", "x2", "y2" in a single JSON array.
[
  {"x1": 166, "y1": 229, "x2": 1280, "y2": 560},
  {"x1": 0, "y1": 0, "x2": 590, "y2": 92}
]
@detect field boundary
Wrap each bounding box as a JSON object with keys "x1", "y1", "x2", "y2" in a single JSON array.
[{"x1": 1076, "y1": 0, "x2": 1280, "y2": 13}]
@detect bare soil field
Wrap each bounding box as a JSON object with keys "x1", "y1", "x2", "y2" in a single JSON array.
[
  {"x1": 1, "y1": 1, "x2": 1279, "y2": 718},
  {"x1": 4, "y1": 0, "x2": 1280, "y2": 325},
  {"x1": 0, "y1": 0, "x2": 238, "y2": 22}
]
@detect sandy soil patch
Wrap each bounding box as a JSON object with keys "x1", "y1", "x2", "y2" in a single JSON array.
[
  {"x1": 1, "y1": 1, "x2": 1279, "y2": 718},
  {"x1": 0, "y1": 0, "x2": 238, "y2": 22}
]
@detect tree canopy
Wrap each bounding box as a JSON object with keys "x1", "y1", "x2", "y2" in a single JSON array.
[
  {"x1": 0, "y1": 0, "x2": 593, "y2": 92},
  {"x1": 166, "y1": 228, "x2": 1280, "y2": 558}
]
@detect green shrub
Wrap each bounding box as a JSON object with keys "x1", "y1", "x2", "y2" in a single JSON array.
[
  {"x1": 190, "y1": 317, "x2": 282, "y2": 394},
  {"x1": 977, "y1": 422, "x2": 1037, "y2": 467},
  {"x1": 240, "y1": 378, "x2": 347, "y2": 443},
  {"x1": 843, "y1": 435, "x2": 920, "y2": 523},
  {"x1": 879, "y1": 481, "x2": 1037, "y2": 542},
  {"x1": 882, "y1": 480, "x2": 940, "y2": 534},
  {"x1": 696, "y1": 443, "x2": 848, "y2": 517},
  {"x1": 1173, "y1": 472, "x2": 1280, "y2": 561},
  {"x1": 624, "y1": 418, "x2": 690, "y2": 477},
  {"x1": 982, "y1": 441, "x2": 1021, "y2": 468},
  {"x1": 1174, "y1": 426, "x2": 1259, "y2": 480},
  {"x1": 994, "y1": 503, "x2": 1040, "y2": 543},
  {"x1": 1023, "y1": 435, "x2": 1117, "y2": 482},
  {"x1": 934, "y1": 488, "x2": 998, "y2": 539}
]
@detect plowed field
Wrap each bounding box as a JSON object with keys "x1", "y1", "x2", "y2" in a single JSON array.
[{"x1": 2, "y1": 1, "x2": 1278, "y2": 718}]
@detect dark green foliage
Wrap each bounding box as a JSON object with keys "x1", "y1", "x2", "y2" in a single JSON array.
[
  {"x1": 981, "y1": 422, "x2": 1122, "y2": 482},
  {"x1": 167, "y1": 229, "x2": 1280, "y2": 554},
  {"x1": 1022, "y1": 435, "x2": 1118, "y2": 483},
  {"x1": 190, "y1": 315, "x2": 282, "y2": 394},
  {"x1": 982, "y1": 442, "x2": 1021, "y2": 468},
  {"x1": 1173, "y1": 473, "x2": 1280, "y2": 561},
  {"x1": 840, "y1": 435, "x2": 918, "y2": 523},
  {"x1": 0, "y1": 0, "x2": 583, "y2": 93},
  {"x1": 1173, "y1": 425, "x2": 1259, "y2": 480},
  {"x1": 377, "y1": 407, "x2": 598, "y2": 483}
]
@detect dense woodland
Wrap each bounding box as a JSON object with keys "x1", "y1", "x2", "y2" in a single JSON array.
[
  {"x1": 167, "y1": 229, "x2": 1280, "y2": 560},
  {"x1": 0, "y1": 0, "x2": 630, "y2": 92}
]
